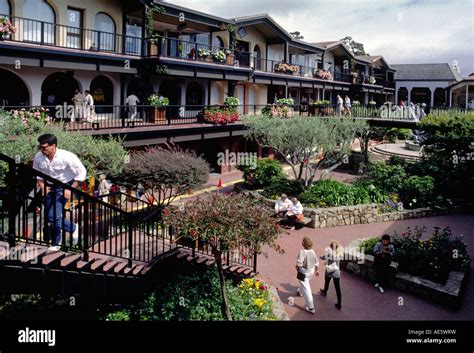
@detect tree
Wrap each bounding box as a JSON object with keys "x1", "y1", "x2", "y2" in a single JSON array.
[
  {"x1": 242, "y1": 115, "x2": 368, "y2": 185},
  {"x1": 290, "y1": 31, "x2": 304, "y2": 40},
  {"x1": 162, "y1": 193, "x2": 283, "y2": 320},
  {"x1": 340, "y1": 36, "x2": 366, "y2": 56},
  {"x1": 114, "y1": 145, "x2": 209, "y2": 207}
]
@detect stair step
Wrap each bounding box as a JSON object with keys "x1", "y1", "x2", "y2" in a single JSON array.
[
  {"x1": 205, "y1": 259, "x2": 216, "y2": 266},
  {"x1": 243, "y1": 269, "x2": 253, "y2": 276},
  {"x1": 176, "y1": 251, "x2": 189, "y2": 259},
  {"x1": 123, "y1": 264, "x2": 137, "y2": 275},
  {"x1": 195, "y1": 256, "x2": 208, "y2": 264},
  {"x1": 132, "y1": 265, "x2": 144, "y2": 276},
  {"x1": 236, "y1": 267, "x2": 247, "y2": 274},
  {"x1": 114, "y1": 262, "x2": 128, "y2": 275},
  {"x1": 60, "y1": 254, "x2": 82, "y2": 270},
  {"x1": 41, "y1": 252, "x2": 66, "y2": 268},
  {"x1": 77, "y1": 259, "x2": 96, "y2": 271},
  {"x1": 90, "y1": 259, "x2": 108, "y2": 272},
  {"x1": 20, "y1": 247, "x2": 48, "y2": 264},
  {"x1": 229, "y1": 265, "x2": 239, "y2": 272},
  {"x1": 102, "y1": 261, "x2": 119, "y2": 274}
]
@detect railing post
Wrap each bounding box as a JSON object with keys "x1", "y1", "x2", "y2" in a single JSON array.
[
  {"x1": 6, "y1": 159, "x2": 16, "y2": 248},
  {"x1": 40, "y1": 21, "x2": 44, "y2": 45},
  {"x1": 83, "y1": 198, "x2": 89, "y2": 262},
  {"x1": 97, "y1": 31, "x2": 101, "y2": 52},
  {"x1": 253, "y1": 250, "x2": 257, "y2": 273},
  {"x1": 128, "y1": 217, "x2": 133, "y2": 267}
]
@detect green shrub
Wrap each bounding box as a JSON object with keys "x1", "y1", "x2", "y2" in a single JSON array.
[
  {"x1": 389, "y1": 128, "x2": 412, "y2": 141},
  {"x1": 238, "y1": 158, "x2": 283, "y2": 189},
  {"x1": 353, "y1": 180, "x2": 388, "y2": 204},
  {"x1": 399, "y1": 175, "x2": 435, "y2": 209},
  {"x1": 366, "y1": 162, "x2": 407, "y2": 193},
  {"x1": 300, "y1": 179, "x2": 372, "y2": 207},
  {"x1": 260, "y1": 177, "x2": 305, "y2": 199},
  {"x1": 104, "y1": 268, "x2": 277, "y2": 321},
  {"x1": 358, "y1": 237, "x2": 379, "y2": 256}
]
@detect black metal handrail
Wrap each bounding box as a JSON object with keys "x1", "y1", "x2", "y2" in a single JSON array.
[{"x1": 0, "y1": 14, "x2": 142, "y2": 56}]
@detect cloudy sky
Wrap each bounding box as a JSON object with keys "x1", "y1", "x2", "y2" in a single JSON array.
[{"x1": 163, "y1": 0, "x2": 474, "y2": 75}]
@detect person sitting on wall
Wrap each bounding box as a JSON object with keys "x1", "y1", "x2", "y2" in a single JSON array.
[
  {"x1": 286, "y1": 197, "x2": 304, "y2": 231},
  {"x1": 274, "y1": 193, "x2": 293, "y2": 218},
  {"x1": 373, "y1": 234, "x2": 396, "y2": 294}
]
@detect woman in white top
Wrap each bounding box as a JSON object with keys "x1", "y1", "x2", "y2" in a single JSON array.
[
  {"x1": 336, "y1": 95, "x2": 343, "y2": 116},
  {"x1": 296, "y1": 237, "x2": 319, "y2": 314},
  {"x1": 286, "y1": 197, "x2": 303, "y2": 230}
]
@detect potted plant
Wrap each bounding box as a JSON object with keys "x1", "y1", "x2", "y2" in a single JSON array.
[
  {"x1": 212, "y1": 49, "x2": 226, "y2": 63},
  {"x1": 225, "y1": 49, "x2": 235, "y2": 65},
  {"x1": 368, "y1": 76, "x2": 376, "y2": 84},
  {"x1": 224, "y1": 96, "x2": 239, "y2": 111},
  {"x1": 350, "y1": 72, "x2": 358, "y2": 84},
  {"x1": 147, "y1": 94, "x2": 169, "y2": 123},
  {"x1": 197, "y1": 48, "x2": 212, "y2": 62},
  {"x1": 0, "y1": 17, "x2": 16, "y2": 40}
]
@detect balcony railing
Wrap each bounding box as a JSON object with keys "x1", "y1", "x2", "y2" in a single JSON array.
[
  {"x1": 149, "y1": 36, "x2": 253, "y2": 68},
  {"x1": 0, "y1": 14, "x2": 142, "y2": 56}
]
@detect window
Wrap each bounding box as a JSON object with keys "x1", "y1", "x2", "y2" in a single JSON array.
[
  {"x1": 125, "y1": 16, "x2": 142, "y2": 55},
  {"x1": 213, "y1": 35, "x2": 224, "y2": 49},
  {"x1": 254, "y1": 45, "x2": 261, "y2": 70},
  {"x1": 23, "y1": 0, "x2": 55, "y2": 44},
  {"x1": 0, "y1": 0, "x2": 10, "y2": 16},
  {"x1": 67, "y1": 8, "x2": 82, "y2": 49},
  {"x1": 94, "y1": 12, "x2": 115, "y2": 51}
]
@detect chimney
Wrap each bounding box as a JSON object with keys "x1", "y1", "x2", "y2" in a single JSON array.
[{"x1": 452, "y1": 60, "x2": 461, "y2": 74}]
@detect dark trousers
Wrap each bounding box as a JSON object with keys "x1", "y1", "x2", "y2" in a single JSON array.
[
  {"x1": 375, "y1": 256, "x2": 391, "y2": 288},
  {"x1": 323, "y1": 276, "x2": 341, "y2": 305}
]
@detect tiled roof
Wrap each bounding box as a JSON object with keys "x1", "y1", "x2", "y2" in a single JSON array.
[
  {"x1": 392, "y1": 63, "x2": 461, "y2": 81},
  {"x1": 311, "y1": 41, "x2": 340, "y2": 48}
]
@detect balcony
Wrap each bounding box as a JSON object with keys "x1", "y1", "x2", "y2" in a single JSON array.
[
  {"x1": 147, "y1": 36, "x2": 254, "y2": 69},
  {"x1": 0, "y1": 15, "x2": 142, "y2": 57},
  {"x1": 359, "y1": 73, "x2": 395, "y2": 88}
]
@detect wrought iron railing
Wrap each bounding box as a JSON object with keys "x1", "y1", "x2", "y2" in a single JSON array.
[{"x1": 0, "y1": 14, "x2": 142, "y2": 56}]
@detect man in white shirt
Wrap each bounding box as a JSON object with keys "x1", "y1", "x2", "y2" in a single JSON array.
[
  {"x1": 286, "y1": 197, "x2": 304, "y2": 230},
  {"x1": 274, "y1": 193, "x2": 292, "y2": 217},
  {"x1": 72, "y1": 89, "x2": 85, "y2": 123},
  {"x1": 33, "y1": 134, "x2": 87, "y2": 251},
  {"x1": 126, "y1": 92, "x2": 140, "y2": 119},
  {"x1": 84, "y1": 90, "x2": 94, "y2": 123}
]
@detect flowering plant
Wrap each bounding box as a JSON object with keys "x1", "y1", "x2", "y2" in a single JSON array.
[
  {"x1": 212, "y1": 50, "x2": 226, "y2": 62},
  {"x1": 0, "y1": 17, "x2": 17, "y2": 38},
  {"x1": 197, "y1": 48, "x2": 211, "y2": 58},
  {"x1": 314, "y1": 69, "x2": 333, "y2": 80},
  {"x1": 368, "y1": 100, "x2": 377, "y2": 106},
  {"x1": 368, "y1": 76, "x2": 376, "y2": 84},
  {"x1": 12, "y1": 107, "x2": 51, "y2": 128},
  {"x1": 276, "y1": 98, "x2": 294, "y2": 106},
  {"x1": 352, "y1": 100, "x2": 361, "y2": 106},
  {"x1": 274, "y1": 62, "x2": 299, "y2": 74},
  {"x1": 237, "y1": 277, "x2": 276, "y2": 320},
  {"x1": 147, "y1": 94, "x2": 169, "y2": 107},
  {"x1": 262, "y1": 104, "x2": 294, "y2": 118},
  {"x1": 202, "y1": 107, "x2": 240, "y2": 124}
]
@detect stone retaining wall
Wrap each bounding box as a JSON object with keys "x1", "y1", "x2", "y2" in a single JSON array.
[
  {"x1": 234, "y1": 182, "x2": 461, "y2": 229},
  {"x1": 341, "y1": 239, "x2": 468, "y2": 308}
]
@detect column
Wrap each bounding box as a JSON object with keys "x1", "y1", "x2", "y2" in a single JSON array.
[
  {"x1": 466, "y1": 85, "x2": 469, "y2": 109},
  {"x1": 407, "y1": 89, "x2": 411, "y2": 104},
  {"x1": 430, "y1": 88, "x2": 435, "y2": 108}
]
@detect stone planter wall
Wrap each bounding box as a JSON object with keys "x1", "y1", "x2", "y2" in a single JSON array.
[
  {"x1": 341, "y1": 239, "x2": 469, "y2": 308},
  {"x1": 234, "y1": 182, "x2": 463, "y2": 229}
]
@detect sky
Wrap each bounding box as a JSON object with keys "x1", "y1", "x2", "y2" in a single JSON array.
[{"x1": 163, "y1": 0, "x2": 474, "y2": 76}]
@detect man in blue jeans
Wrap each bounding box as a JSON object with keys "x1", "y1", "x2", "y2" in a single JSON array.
[{"x1": 33, "y1": 134, "x2": 87, "y2": 251}]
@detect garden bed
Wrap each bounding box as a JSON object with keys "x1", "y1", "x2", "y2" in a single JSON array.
[
  {"x1": 341, "y1": 238, "x2": 470, "y2": 308},
  {"x1": 234, "y1": 182, "x2": 464, "y2": 229}
]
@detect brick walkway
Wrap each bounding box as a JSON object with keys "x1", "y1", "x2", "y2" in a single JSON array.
[{"x1": 257, "y1": 213, "x2": 474, "y2": 320}]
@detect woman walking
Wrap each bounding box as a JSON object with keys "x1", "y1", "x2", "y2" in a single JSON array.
[
  {"x1": 296, "y1": 237, "x2": 319, "y2": 314},
  {"x1": 319, "y1": 240, "x2": 343, "y2": 309}
]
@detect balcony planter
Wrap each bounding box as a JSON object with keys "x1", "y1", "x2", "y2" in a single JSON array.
[
  {"x1": 147, "y1": 94, "x2": 169, "y2": 123},
  {"x1": 148, "y1": 41, "x2": 158, "y2": 56},
  {"x1": 226, "y1": 54, "x2": 235, "y2": 65}
]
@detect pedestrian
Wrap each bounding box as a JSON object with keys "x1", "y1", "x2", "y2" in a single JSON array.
[
  {"x1": 274, "y1": 193, "x2": 292, "y2": 218},
  {"x1": 98, "y1": 174, "x2": 111, "y2": 202},
  {"x1": 71, "y1": 89, "x2": 85, "y2": 123},
  {"x1": 286, "y1": 197, "x2": 304, "y2": 230},
  {"x1": 319, "y1": 240, "x2": 343, "y2": 310},
  {"x1": 296, "y1": 236, "x2": 319, "y2": 314},
  {"x1": 336, "y1": 95, "x2": 343, "y2": 116},
  {"x1": 84, "y1": 90, "x2": 94, "y2": 123},
  {"x1": 136, "y1": 182, "x2": 145, "y2": 199},
  {"x1": 374, "y1": 234, "x2": 395, "y2": 294},
  {"x1": 344, "y1": 95, "x2": 352, "y2": 117},
  {"x1": 126, "y1": 92, "x2": 140, "y2": 120},
  {"x1": 33, "y1": 134, "x2": 87, "y2": 251}
]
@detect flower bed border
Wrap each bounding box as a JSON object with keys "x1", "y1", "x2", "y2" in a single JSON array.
[
  {"x1": 340, "y1": 239, "x2": 470, "y2": 308},
  {"x1": 234, "y1": 182, "x2": 466, "y2": 229}
]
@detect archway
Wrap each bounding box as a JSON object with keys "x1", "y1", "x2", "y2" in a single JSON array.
[
  {"x1": 410, "y1": 87, "x2": 431, "y2": 105},
  {"x1": 23, "y1": 0, "x2": 55, "y2": 44},
  {"x1": 159, "y1": 80, "x2": 181, "y2": 117},
  {"x1": 41, "y1": 72, "x2": 79, "y2": 107},
  {"x1": 397, "y1": 87, "x2": 408, "y2": 104},
  {"x1": 433, "y1": 87, "x2": 446, "y2": 107},
  {"x1": 0, "y1": 68, "x2": 30, "y2": 106},
  {"x1": 254, "y1": 45, "x2": 262, "y2": 70},
  {"x1": 90, "y1": 75, "x2": 114, "y2": 113},
  {"x1": 185, "y1": 81, "x2": 204, "y2": 106}
]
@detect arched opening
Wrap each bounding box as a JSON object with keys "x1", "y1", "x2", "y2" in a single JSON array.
[
  {"x1": 253, "y1": 45, "x2": 262, "y2": 70},
  {"x1": 397, "y1": 87, "x2": 408, "y2": 104},
  {"x1": 410, "y1": 87, "x2": 431, "y2": 105},
  {"x1": 185, "y1": 81, "x2": 204, "y2": 106},
  {"x1": 159, "y1": 80, "x2": 181, "y2": 117},
  {"x1": 23, "y1": 0, "x2": 55, "y2": 44},
  {"x1": 41, "y1": 72, "x2": 79, "y2": 107},
  {"x1": 433, "y1": 87, "x2": 446, "y2": 107},
  {"x1": 90, "y1": 75, "x2": 114, "y2": 113},
  {"x1": 94, "y1": 12, "x2": 116, "y2": 51},
  {"x1": 0, "y1": 0, "x2": 11, "y2": 17},
  {"x1": 0, "y1": 68, "x2": 29, "y2": 106},
  {"x1": 213, "y1": 35, "x2": 225, "y2": 49}
]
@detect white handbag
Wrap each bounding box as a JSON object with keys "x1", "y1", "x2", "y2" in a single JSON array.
[{"x1": 326, "y1": 262, "x2": 339, "y2": 274}]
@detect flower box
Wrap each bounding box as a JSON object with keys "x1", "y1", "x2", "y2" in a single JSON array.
[
  {"x1": 150, "y1": 107, "x2": 166, "y2": 123},
  {"x1": 226, "y1": 54, "x2": 235, "y2": 65}
]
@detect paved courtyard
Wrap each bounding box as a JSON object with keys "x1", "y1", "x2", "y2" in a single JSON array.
[{"x1": 257, "y1": 214, "x2": 474, "y2": 320}]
